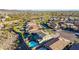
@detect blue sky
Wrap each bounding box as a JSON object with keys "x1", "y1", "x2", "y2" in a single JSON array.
[{"x1": 0, "y1": 0, "x2": 79, "y2": 10}]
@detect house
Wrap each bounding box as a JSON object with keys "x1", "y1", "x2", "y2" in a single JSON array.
[
  {"x1": 47, "y1": 20, "x2": 57, "y2": 29},
  {"x1": 50, "y1": 17, "x2": 59, "y2": 21},
  {"x1": 33, "y1": 33, "x2": 60, "y2": 50},
  {"x1": 48, "y1": 37, "x2": 71, "y2": 50},
  {"x1": 65, "y1": 17, "x2": 74, "y2": 24},
  {"x1": 39, "y1": 33, "x2": 60, "y2": 43},
  {"x1": 0, "y1": 24, "x2": 4, "y2": 29},
  {"x1": 58, "y1": 21, "x2": 65, "y2": 26},
  {"x1": 74, "y1": 20, "x2": 79, "y2": 30},
  {"x1": 60, "y1": 17, "x2": 65, "y2": 21},
  {"x1": 0, "y1": 17, "x2": 6, "y2": 22},
  {"x1": 39, "y1": 16, "x2": 45, "y2": 21},
  {"x1": 66, "y1": 23, "x2": 74, "y2": 28},
  {"x1": 25, "y1": 21, "x2": 39, "y2": 33}
]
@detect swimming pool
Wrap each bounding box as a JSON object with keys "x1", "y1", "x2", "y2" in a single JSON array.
[{"x1": 29, "y1": 41, "x2": 39, "y2": 48}]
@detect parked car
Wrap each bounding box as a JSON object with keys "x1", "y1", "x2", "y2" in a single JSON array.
[{"x1": 75, "y1": 33, "x2": 79, "y2": 38}]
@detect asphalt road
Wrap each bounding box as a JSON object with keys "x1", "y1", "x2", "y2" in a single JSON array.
[{"x1": 57, "y1": 29, "x2": 79, "y2": 42}]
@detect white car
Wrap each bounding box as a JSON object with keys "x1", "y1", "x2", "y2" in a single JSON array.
[{"x1": 75, "y1": 33, "x2": 79, "y2": 37}]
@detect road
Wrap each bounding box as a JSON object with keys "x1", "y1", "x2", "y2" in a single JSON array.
[{"x1": 57, "y1": 29, "x2": 79, "y2": 42}]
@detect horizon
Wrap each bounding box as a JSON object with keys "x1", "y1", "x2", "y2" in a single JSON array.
[{"x1": 0, "y1": 9, "x2": 79, "y2": 12}]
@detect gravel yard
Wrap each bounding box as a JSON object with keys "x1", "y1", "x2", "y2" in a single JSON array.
[{"x1": 0, "y1": 30, "x2": 18, "y2": 50}]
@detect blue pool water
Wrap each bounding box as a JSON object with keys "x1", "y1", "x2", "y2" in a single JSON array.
[{"x1": 29, "y1": 41, "x2": 39, "y2": 48}]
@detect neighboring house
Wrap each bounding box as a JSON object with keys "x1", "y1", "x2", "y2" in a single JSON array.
[
  {"x1": 45, "y1": 37, "x2": 71, "y2": 50},
  {"x1": 39, "y1": 16, "x2": 45, "y2": 21},
  {"x1": 66, "y1": 20, "x2": 74, "y2": 24},
  {"x1": 0, "y1": 17, "x2": 6, "y2": 22},
  {"x1": 65, "y1": 23, "x2": 79, "y2": 31},
  {"x1": 25, "y1": 21, "x2": 39, "y2": 33},
  {"x1": 58, "y1": 21, "x2": 65, "y2": 26},
  {"x1": 74, "y1": 20, "x2": 79, "y2": 30},
  {"x1": 69, "y1": 16, "x2": 74, "y2": 20},
  {"x1": 47, "y1": 20, "x2": 57, "y2": 29},
  {"x1": 0, "y1": 24, "x2": 4, "y2": 29},
  {"x1": 39, "y1": 32, "x2": 60, "y2": 43},
  {"x1": 50, "y1": 17, "x2": 59, "y2": 21},
  {"x1": 65, "y1": 17, "x2": 74, "y2": 24},
  {"x1": 66, "y1": 23, "x2": 74, "y2": 28},
  {"x1": 60, "y1": 18, "x2": 65, "y2": 21}
]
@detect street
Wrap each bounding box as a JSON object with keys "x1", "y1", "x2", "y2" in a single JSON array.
[{"x1": 57, "y1": 29, "x2": 79, "y2": 42}]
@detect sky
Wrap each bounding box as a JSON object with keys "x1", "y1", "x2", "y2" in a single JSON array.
[{"x1": 0, "y1": 0, "x2": 79, "y2": 10}]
